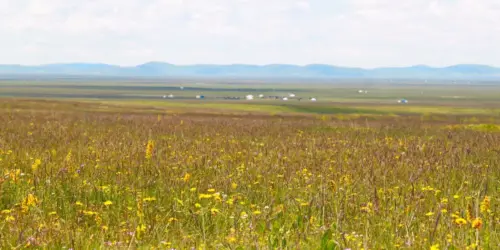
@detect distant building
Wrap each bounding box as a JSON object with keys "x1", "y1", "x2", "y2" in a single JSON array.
[
  {"x1": 246, "y1": 95, "x2": 254, "y2": 100},
  {"x1": 310, "y1": 98, "x2": 317, "y2": 102}
]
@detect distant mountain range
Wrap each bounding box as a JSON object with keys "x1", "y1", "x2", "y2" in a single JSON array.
[{"x1": 1, "y1": 62, "x2": 500, "y2": 79}]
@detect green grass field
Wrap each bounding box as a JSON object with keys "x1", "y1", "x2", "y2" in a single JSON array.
[
  {"x1": 1, "y1": 79, "x2": 500, "y2": 249},
  {"x1": 1, "y1": 78, "x2": 500, "y2": 116}
]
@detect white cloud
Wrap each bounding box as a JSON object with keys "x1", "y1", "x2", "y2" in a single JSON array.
[{"x1": 0, "y1": 0, "x2": 498, "y2": 67}]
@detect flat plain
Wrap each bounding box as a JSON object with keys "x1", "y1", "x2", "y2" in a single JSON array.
[{"x1": 0, "y1": 78, "x2": 500, "y2": 249}]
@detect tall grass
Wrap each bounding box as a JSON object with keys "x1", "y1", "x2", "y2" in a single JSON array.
[{"x1": 0, "y1": 101, "x2": 499, "y2": 249}]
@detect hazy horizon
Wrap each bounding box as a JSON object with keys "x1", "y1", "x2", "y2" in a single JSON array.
[{"x1": 1, "y1": 61, "x2": 500, "y2": 69}]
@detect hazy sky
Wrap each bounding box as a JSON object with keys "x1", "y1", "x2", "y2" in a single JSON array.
[{"x1": 0, "y1": 0, "x2": 499, "y2": 67}]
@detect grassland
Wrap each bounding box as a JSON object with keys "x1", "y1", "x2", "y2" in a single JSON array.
[{"x1": 1, "y1": 79, "x2": 500, "y2": 249}]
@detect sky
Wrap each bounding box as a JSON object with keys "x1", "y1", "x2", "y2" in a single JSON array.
[{"x1": 0, "y1": 0, "x2": 499, "y2": 68}]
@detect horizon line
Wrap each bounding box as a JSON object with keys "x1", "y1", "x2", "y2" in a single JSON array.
[{"x1": 0, "y1": 62, "x2": 498, "y2": 69}]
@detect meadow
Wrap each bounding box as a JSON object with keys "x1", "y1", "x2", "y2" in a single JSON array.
[{"x1": 0, "y1": 79, "x2": 500, "y2": 249}]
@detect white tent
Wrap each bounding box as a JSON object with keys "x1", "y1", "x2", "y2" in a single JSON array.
[{"x1": 246, "y1": 95, "x2": 254, "y2": 100}]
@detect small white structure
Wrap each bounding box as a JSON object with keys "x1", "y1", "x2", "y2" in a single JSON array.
[
  {"x1": 289, "y1": 93, "x2": 296, "y2": 98},
  {"x1": 282, "y1": 97, "x2": 289, "y2": 101},
  {"x1": 168, "y1": 94, "x2": 174, "y2": 98},
  {"x1": 398, "y1": 99, "x2": 408, "y2": 104},
  {"x1": 310, "y1": 98, "x2": 317, "y2": 102},
  {"x1": 162, "y1": 95, "x2": 167, "y2": 99},
  {"x1": 358, "y1": 90, "x2": 364, "y2": 93},
  {"x1": 258, "y1": 94, "x2": 264, "y2": 98},
  {"x1": 245, "y1": 95, "x2": 254, "y2": 100}
]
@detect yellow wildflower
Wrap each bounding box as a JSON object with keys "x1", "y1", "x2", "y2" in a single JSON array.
[
  {"x1": 231, "y1": 183, "x2": 238, "y2": 189},
  {"x1": 143, "y1": 197, "x2": 157, "y2": 202},
  {"x1": 213, "y1": 193, "x2": 222, "y2": 202},
  {"x1": 430, "y1": 244, "x2": 440, "y2": 250},
  {"x1": 104, "y1": 200, "x2": 113, "y2": 206},
  {"x1": 472, "y1": 218, "x2": 483, "y2": 229},
  {"x1": 210, "y1": 208, "x2": 220, "y2": 215},
  {"x1": 31, "y1": 159, "x2": 41, "y2": 171},
  {"x1": 454, "y1": 217, "x2": 467, "y2": 226},
  {"x1": 426, "y1": 212, "x2": 435, "y2": 217},
  {"x1": 467, "y1": 243, "x2": 478, "y2": 250},
  {"x1": 82, "y1": 210, "x2": 98, "y2": 216},
  {"x1": 21, "y1": 194, "x2": 38, "y2": 212},
  {"x1": 137, "y1": 224, "x2": 146, "y2": 233},
  {"x1": 253, "y1": 210, "x2": 262, "y2": 215},
  {"x1": 199, "y1": 194, "x2": 212, "y2": 199},
  {"x1": 65, "y1": 150, "x2": 72, "y2": 162},
  {"x1": 480, "y1": 196, "x2": 490, "y2": 213},
  {"x1": 226, "y1": 236, "x2": 237, "y2": 243},
  {"x1": 183, "y1": 173, "x2": 191, "y2": 182},
  {"x1": 360, "y1": 202, "x2": 373, "y2": 213},
  {"x1": 5, "y1": 169, "x2": 21, "y2": 182},
  {"x1": 309, "y1": 216, "x2": 317, "y2": 224}
]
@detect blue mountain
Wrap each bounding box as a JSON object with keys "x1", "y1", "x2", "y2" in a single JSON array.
[{"x1": 0, "y1": 62, "x2": 499, "y2": 79}]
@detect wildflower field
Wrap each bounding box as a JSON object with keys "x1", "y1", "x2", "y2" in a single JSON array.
[{"x1": 0, "y1": 99, "x2": 499, "y2": 249}]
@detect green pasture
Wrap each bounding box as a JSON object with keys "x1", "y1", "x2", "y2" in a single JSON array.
[{"x1": 1, "y1": 78, "x2": 500, "y2": 116}]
